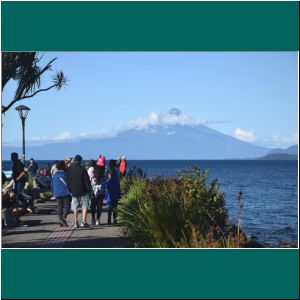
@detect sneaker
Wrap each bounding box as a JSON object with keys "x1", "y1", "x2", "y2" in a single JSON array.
[
  {"x1": 91, "y1": 219, "x2": 95, "y2": 226},
  {"x1": 26, "y1": 207, "x2": 33, "y2": 213},
  {"x1": 95, "y1": 220, "x2": 100, "y2": 226},
  {"x1": 74, "y1": 222, "x2": 79, "y2": 229},
  {"x1": 17, "y1": 221, "x2": 28, "y2": 227},
  {"x1": 80, "y1": 222, "x2": 89, "y2": 228}
]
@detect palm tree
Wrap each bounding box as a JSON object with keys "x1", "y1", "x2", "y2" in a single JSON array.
[{"x1": 2, "y1": 52, "x2": 67, "y2": 114}]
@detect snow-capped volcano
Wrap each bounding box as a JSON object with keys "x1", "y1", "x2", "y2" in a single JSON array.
[
  {"x1": 127, "y1": 108, "x2": 206, "y2": 130},
  {"x1": 2, "y1": 109, "x2": 269, "y2": 160}
]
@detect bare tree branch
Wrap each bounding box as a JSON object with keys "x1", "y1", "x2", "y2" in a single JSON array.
[
  {"x1": 2, "y1": 53, "x2": 67, "y2": 115},
  {"x1": 2, "y1": 84, "x2": 56, "y2": 114},
  {"x1": 14, "y1": 57, "x2": 57, "y2": 100}
]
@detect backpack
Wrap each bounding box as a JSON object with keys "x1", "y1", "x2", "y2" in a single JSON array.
[{"x1": 93, "y1": 165, "x2": 105, "y2": 185}]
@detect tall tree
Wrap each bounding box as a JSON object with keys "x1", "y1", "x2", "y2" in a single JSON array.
[{"x1": 2, "y1": 52, "x2": 67, "y2": 114}]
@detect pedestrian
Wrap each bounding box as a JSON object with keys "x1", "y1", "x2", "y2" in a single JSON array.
[
  {"x1": 44, "y1": 163, "x2": 51, "y2": 177},
  {"x1": 119, "y1": 155, "x2": 127, "y2": 178},
  {"x1": 2, "y1": 189, "x2": 21, "y2": 226},
  {"x1": 88, "y1": 160, "x2": 106, "y2": 225},
  {"x1": 27, "y1": 158, "x2": 39, "y2": 177},
  {"x1": 96, "y1": 155, "x2": 106, "y2": 167},
  {"x1": 87, "y1": 160, "x2": 96, "y2": 184},
  {"x1": 66, "y1": 155, "x2": 92, "y2": 228},
  {"x1": 11, "y1": 152, "x2": 28, "y2": 211},
  {"x1": 51, "y1": 160, "x2": 70, "y2": 227},
  {"x1": 107, "y1": 159, "x2": 119, "y2": 179},
  {"x1": 105, "y1": 160, "x2": 121, "y2": 225},
  {"x1": 50, "y1": 160, "x2": 58, "y2": 176},
  {"x1": 2, "y1": 170, "x2": 8, "y2": 186},
  {"x1": 64, "y1": 157, "x2": 72, "y2": 168},
  {"x1": 22, "y1": 182, "x2": 35, "y2": 213}
]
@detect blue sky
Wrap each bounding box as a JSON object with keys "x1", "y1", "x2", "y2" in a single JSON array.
[{"x1": 2, "y1": 52, "x2": 298, "y2": 149}]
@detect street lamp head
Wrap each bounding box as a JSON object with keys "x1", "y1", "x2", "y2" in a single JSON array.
[{"x1": 15, "y1": 105, "x2": 30, "y2": 119}]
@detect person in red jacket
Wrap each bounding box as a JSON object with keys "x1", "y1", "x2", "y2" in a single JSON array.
[
  {"x1": 119, "y1": 155, "x2": 127, "y2": 179},
  {"x1": 96, "y1": 155, "x2": 106, "y2": 167}
]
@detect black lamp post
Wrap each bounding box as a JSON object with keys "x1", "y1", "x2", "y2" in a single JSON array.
[{"x1": 15, "y1": 105, "x2": 30, "y2": 162}]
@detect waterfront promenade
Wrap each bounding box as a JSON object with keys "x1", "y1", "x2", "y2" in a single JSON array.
[{"x1": 2, "y1": 199, "x2": 125, "y2": 248}]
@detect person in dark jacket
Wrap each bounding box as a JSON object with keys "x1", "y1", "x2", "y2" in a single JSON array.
[
  {"x1": 66, "y1": 155, "x2": 92, "y2": 228},
  {"x1": 51, "y1": 160, "x2": 70, "y2": 227},
  {"x1": 11, "y1": 152, "x2": 27, "y2": 210},
  {"x1": 105, "y1": 160, "x2": 121, "y2": 225},
  {"x1": 27, "y1": 158, "x2": 39, "y2": 177},
  {"x1": 2, "y1": 170, "x2": 8, "y2": 186}
]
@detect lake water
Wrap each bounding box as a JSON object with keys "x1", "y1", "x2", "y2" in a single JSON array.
[{"x1": 2, "y1": 159, "x2": 298, "y2": 247}]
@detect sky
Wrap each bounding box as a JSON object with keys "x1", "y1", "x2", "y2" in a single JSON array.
[{"x1": 1, "y1": 52, "x2": 298, "y2": 149}]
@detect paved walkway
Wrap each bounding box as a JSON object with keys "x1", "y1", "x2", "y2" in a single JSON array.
[{"x1": 2, "y1": 199, "x2": 126, "y2": 248}]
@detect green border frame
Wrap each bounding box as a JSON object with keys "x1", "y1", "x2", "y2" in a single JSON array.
[
  {"x1": 1, "y1": 1, "x2": 299, "y2": 299},
  {"x1": 1, "y1": 249, "x2": 299, "y2": 299},
  {"x1": 1, "y1": 1, "x2": 299, "y2": 51}
]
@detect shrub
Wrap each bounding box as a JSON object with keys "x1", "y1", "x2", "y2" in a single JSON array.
[
  {"x1": 120, "y1": 166, "x2": 147, "y2": 197},
  {"x1": 118, "y1": 166, "x2": 229, "y2": 248}
]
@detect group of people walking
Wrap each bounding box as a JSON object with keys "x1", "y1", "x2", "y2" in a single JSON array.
[
  {"x1": 3, "y1": 152, "x2": 127, "y2": 228},
  {"x1": 51, "y1": 154, "x2": 127, "y2": 228}
]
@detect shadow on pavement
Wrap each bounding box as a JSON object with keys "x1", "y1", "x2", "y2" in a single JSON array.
[
  {"x1": 2, "y1": 229, "x2": 53, "y2": 236},
  {"x1": 2, "y1": 240, "x2": 47, "y2": 248},
  {"x1": 63, "y1": 236, "x2": 128, "y2": 248}
]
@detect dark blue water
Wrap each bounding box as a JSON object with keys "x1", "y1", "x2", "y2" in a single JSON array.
[{"x1": 2, "y1": 160, "x2": 298, "y2": 247}]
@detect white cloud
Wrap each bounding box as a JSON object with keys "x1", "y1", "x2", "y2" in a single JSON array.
[
  {"x1": 79, "y1": 130, "x2": 117, "y2": 139},
  {"x1": 128, "y1": 108, "x2": 207, "y2": 129},
  {"x1": 29, "y1": 129, "x2": 118, "y2": 145},
  {"x1": 54, "y1": 131, "x2": 72, "y2": 141},
  {"x1": 270, "y1": 133, "x2": 298, "y2": 146},
  {"x1": 293, "y1": 132, "x2": 298, "y2": 142},
  {"x1": 255, "y1": 132, "x2": 298, "y2": 148},
  {"x1": 30, "y1": 131, "x2": 72, "y2": 142},
  {"x1": 234, "y1": 128, "x2": 256, "y2": 142},
  {"x1": 30, "y1": 135, "x2": 49, "y2": 142}
]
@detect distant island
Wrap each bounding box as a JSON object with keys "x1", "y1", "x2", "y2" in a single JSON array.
[{"x1": 257, "y1": 153, "x2": 298, "y2": 160}]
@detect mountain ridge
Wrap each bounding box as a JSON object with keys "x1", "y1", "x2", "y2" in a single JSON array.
[
  {"x1": 2, "y1": 123, "x2": 269, "y2": 160},
  {"x1": 268, "y1": 145, "x2": 298, "y2": 155}
]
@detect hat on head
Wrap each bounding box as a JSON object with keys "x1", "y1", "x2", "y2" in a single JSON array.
[{"x1": 74, "y1": 154, "x2": 83, "y2": 162}]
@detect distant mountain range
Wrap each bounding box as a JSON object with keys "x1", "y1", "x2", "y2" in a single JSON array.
[
  {"x1": 1, "y1": 109, "x2": 297, "y2": 160},
  {"x1": 257, "y1": 153, "x2": 298, "y2": 160},
  {"x1": 268, "y1": 145, "x2": 298, "y2": 155},
  {"x1": 257, "y1": 145, "x2": 298, "y2": 160}
]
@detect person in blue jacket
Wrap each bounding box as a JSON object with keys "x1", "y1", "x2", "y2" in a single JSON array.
[
  {"x1": 51, "y1": 160, "x2": 70, "y2": 227},
  {"x1": 105, "y1": 160, "x2": 121, "y2": 225}
]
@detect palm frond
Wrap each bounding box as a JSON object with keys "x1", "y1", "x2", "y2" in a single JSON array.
[
  {"x1": 52, "y1": 71, "x2": 68, "y2": 89},
  {"x1": 2, "y1": 52, "x2": 68, "y2": 114}
]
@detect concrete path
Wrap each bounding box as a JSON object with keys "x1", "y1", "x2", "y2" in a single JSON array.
[{"x1": 2, "y1": 199, "x2": 126, "y2": 248}]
